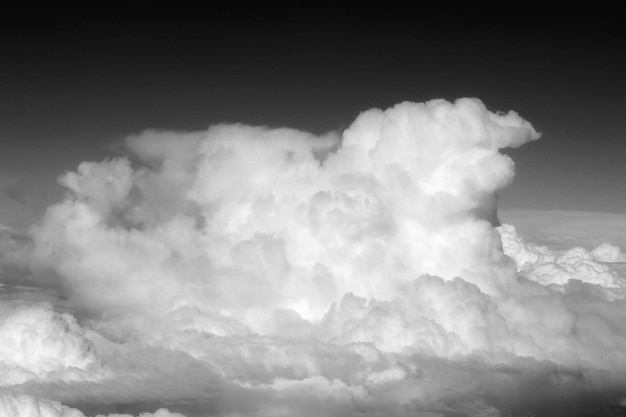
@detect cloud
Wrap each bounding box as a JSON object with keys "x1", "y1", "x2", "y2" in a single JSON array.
[
  {"x1": 0, "y1": 303, "x2": 102, "y2": 385},
  {"x1": 592, "y1": 243, "x2": 626, "y2": 262},
  {"x1": 499, "y1": 223, "x2": 625, "y2": 288},
  {"x1": 8, "y1": 97, "x2": 626, "y2": 415},
  {"x1": 27, "y1": 98, "x2": 539, "y2": 323},
  {"x1": 0, "y1": 390, "x2": 185, "y2": 417},
  {"x1": 0, "y1": 391, "x2": 85, "y2": 417}
]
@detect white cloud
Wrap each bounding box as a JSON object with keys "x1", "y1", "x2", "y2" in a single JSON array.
[
  {"x1": 498, "y1": 223, "x2": 624, "y2": 288},
  {"x1": 592, "y1": 243, "x2": 626, "y2": 262},
  {"x1": 0, "y1": 390, "x2": 185, "y2": 417},
  {"x1": 0, "y1": 391, "x2": 85, "y2": 417},
  {"x1": 7, "y1": 98, "x2": 626, "y2": 416},
  {"x1": 27, "y1": 99, "x2": 540, "y2": 326},
  {"x1": 0, "y1": 304, "x2": 101, "y2": 385}
]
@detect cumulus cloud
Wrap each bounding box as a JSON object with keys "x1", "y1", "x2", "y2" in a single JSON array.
[
  {"x1": 7, "y1": 98, "x2": 626, "y2": 416},
  {"x1": 0, "y1": 303, "x2": 101, "y2": 385},
  {"x1": 28, "y1": 99, "x2": 539, "y2": 323},
  {"x1": 592, "y1": 243, "x2": 626, "y2": 263},
  {"x1": 499, "y1": 223, "x2": 625, "y2": 288}
]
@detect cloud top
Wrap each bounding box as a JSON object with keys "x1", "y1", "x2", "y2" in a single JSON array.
[{"x1": 29, "y1": 98, "x2": 540, "y2": 326}]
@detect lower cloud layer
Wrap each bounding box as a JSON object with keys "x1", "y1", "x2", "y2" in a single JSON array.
[
  {"x1": 0, "y1": 391, "x2": 184, "y2": 417},
  {"x1": 2, "y1": 224, "x2": 626, "y2": 417}
]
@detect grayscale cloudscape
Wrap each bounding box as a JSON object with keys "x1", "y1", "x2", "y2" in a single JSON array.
[{"x1": 2, "y1": 98, "x2": 626, "y2": 416}]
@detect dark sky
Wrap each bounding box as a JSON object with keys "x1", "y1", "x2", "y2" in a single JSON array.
[{"x1": 1, "y1": 9, "x2": 625, "y2": 228}]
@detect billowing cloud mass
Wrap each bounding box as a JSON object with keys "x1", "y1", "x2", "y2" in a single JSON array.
[
  {"x1": 29, "y1": 98, "x2": 537, "y2": 322},
  {"x1": 3, "y1": 98, "x2": 626, "y2": 416}
]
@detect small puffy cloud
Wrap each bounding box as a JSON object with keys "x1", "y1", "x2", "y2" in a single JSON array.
[
  {"x1": 0, "y1": 304, "x2": 101, "y2": 385},
  {"x1": 592, "y1": 243, "x2": 626, "y2": 262}
]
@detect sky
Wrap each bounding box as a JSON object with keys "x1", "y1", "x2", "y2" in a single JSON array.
[
  {"x1": 1, "y1": 10, "x2": 625, "y2": 230},
  {"x1": 2, "y1": 9, "x2": 626, "y2": 417}
]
